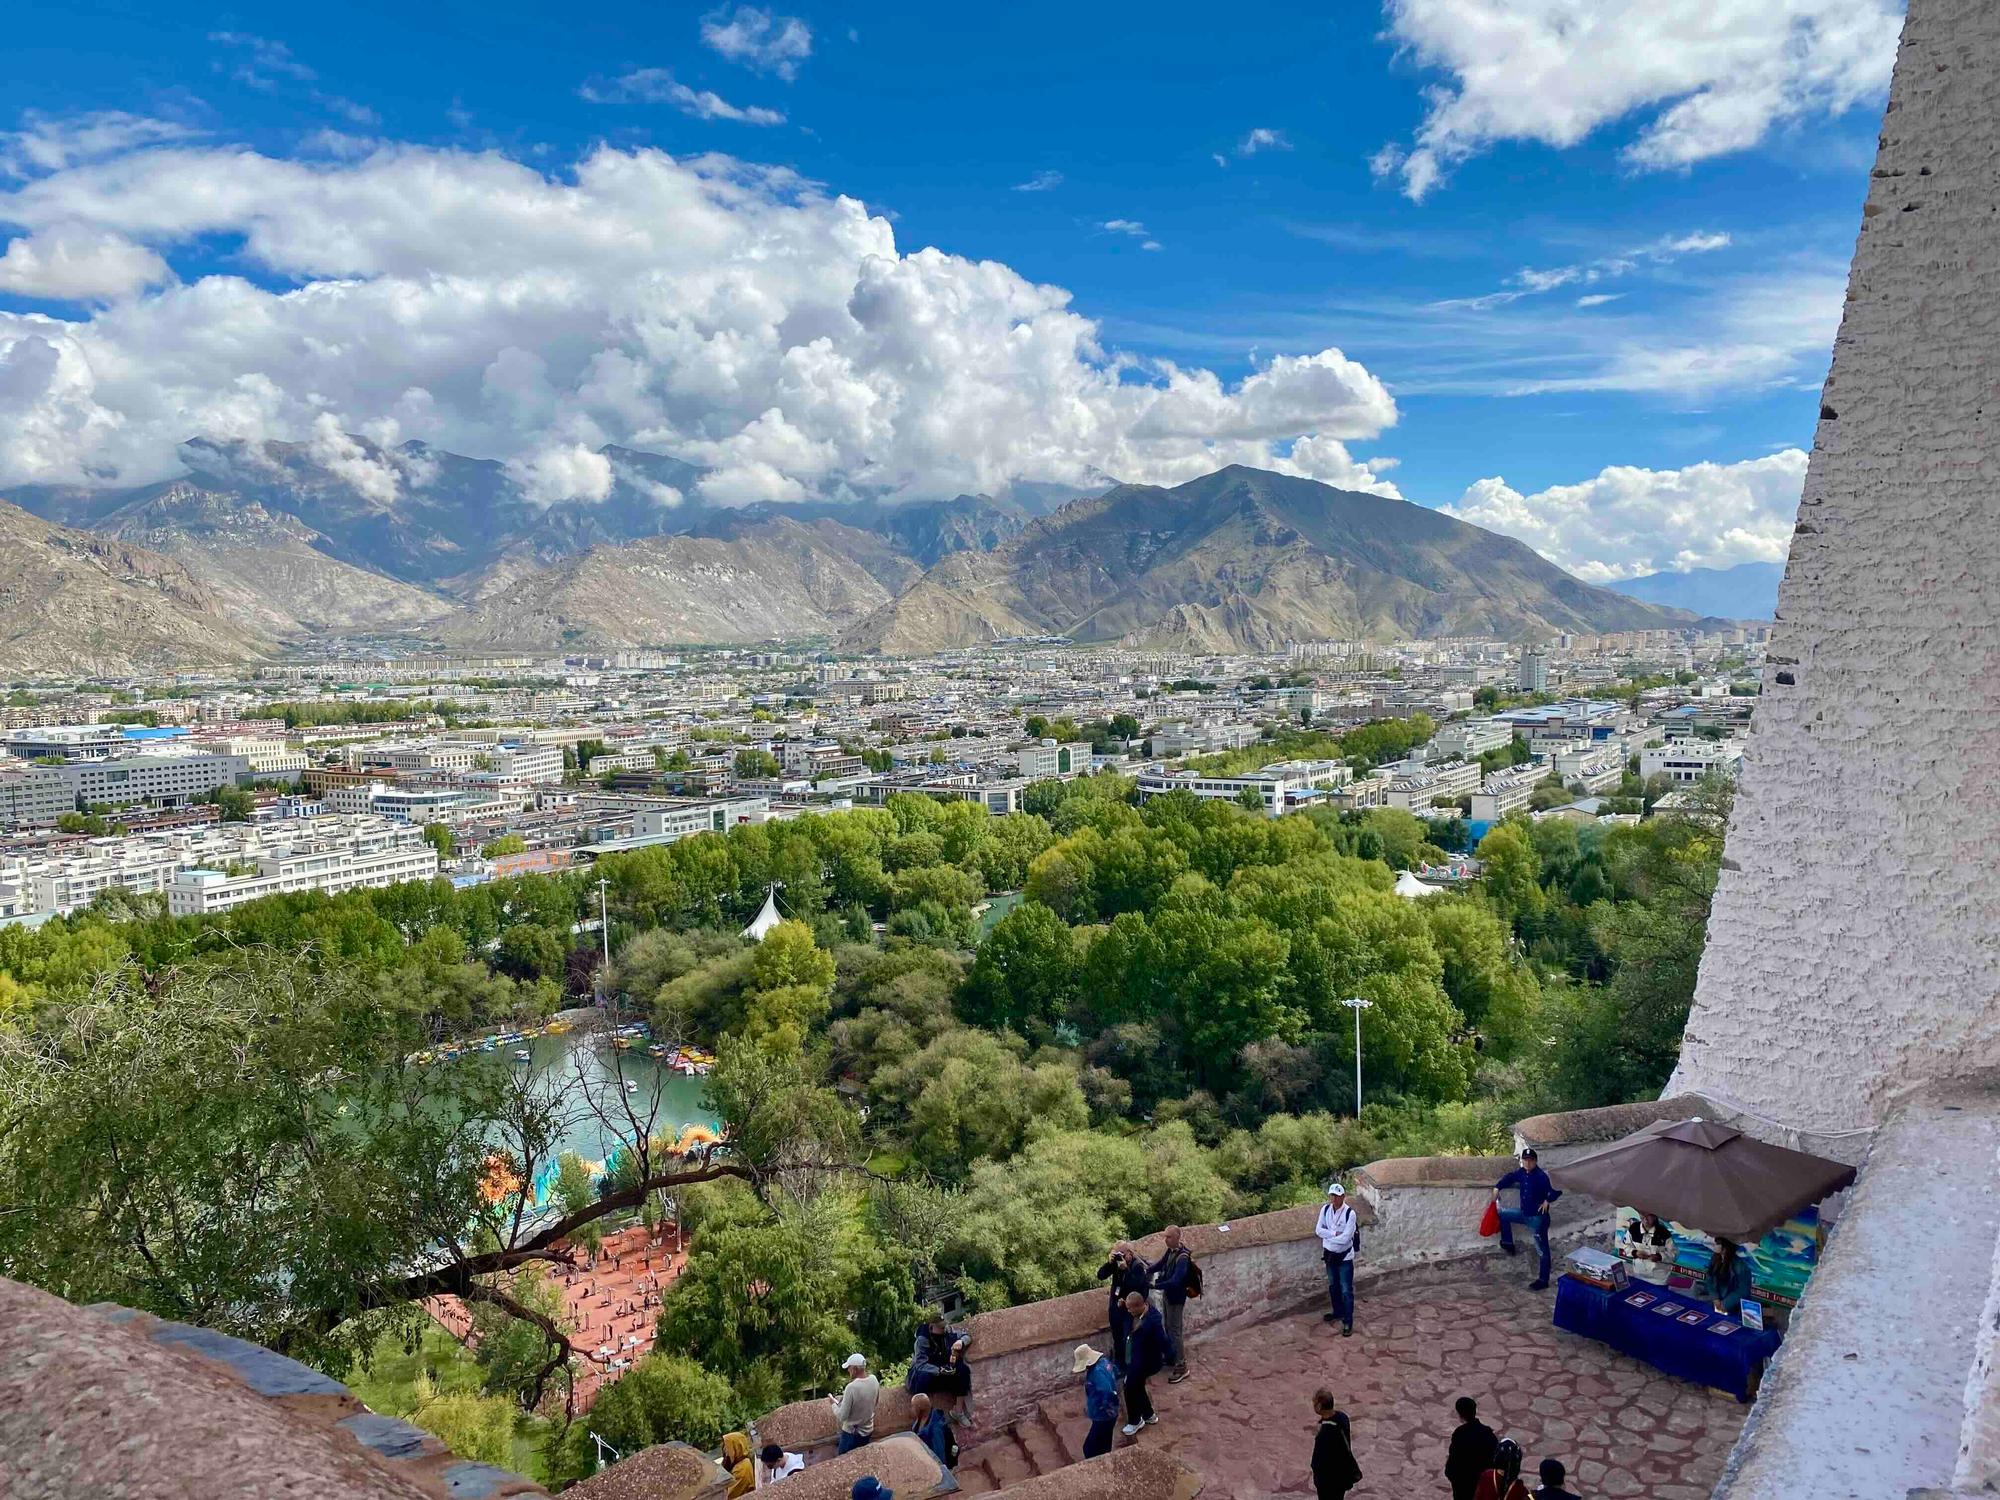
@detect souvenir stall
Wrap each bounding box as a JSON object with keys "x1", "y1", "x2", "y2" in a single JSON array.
[{"x1": 1545, "y1": 1118, "x2": 1856, "y2": 1400}]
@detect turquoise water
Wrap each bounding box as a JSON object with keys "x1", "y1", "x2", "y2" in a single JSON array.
[{"x1": 485, "y1": 1028, "x2": 720, "y2": 1208}]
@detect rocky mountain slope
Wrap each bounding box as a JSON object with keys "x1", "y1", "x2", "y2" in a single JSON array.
[
  {"x1": 0, "y1": 499, "x2": 267, "y2": 674},
  {"x1": 843, "y1": 466, "x2": 1689, "y2": 653},
  {"x1": 1609, "y1": 561, "x2": 1782, "y2": 621},
  {"x1": 429, "y1": 517, "x2": 897, "y2": 648},
  {"x1": 88, "y1": 483, "x2": 448, "y2": 635}
]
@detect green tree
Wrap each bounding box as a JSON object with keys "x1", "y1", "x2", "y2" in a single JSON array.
[
  {"x1": 480, "y1": 834, "x2": 526, "y2": 859},
  {"x1": 961, "y1": 901, "x2": 1080, "y2": 1030},
  {"x1": 1475, "y1": 823, "x2": 1546, "y2": 926},
  {"x1": 410, "y1": 1391, "x2": 518, "y2": 1468},
  {"x1": 555, "y1": 1354, "x2": 740, "y2": 1468},
  {"x1": 422, "y1": 823, "x2": 456, "y2": 859},
  {"x1": 734, "y1": 749, "x2": 782, "y2": 780}
]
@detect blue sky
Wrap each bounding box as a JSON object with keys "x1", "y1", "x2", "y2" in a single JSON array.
[{"x1": 0, "y1": 1, "x2": 1902, "y2": 579}]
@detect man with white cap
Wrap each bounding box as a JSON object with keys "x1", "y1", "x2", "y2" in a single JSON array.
[
  {"x1": 831, "y1": 1352, "x2": 881, "y2": 1455},
  {"x1": 1073, "y1": 1341, "x2": 1120, "y2": 1458},
  {"x1": 1316, "y1": 1182, "x2": 1359, "y2": 1337}
]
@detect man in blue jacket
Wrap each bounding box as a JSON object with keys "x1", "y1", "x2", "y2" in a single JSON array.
[
  {"x1": 1073, "y1": 1342, "x2": 1120, "y2": 1458},
  {"x1": 1493, "y1": 1147, "x2": 1562, "y2": 1289}
]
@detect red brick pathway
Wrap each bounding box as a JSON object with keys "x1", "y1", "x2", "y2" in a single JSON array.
[
  {"x1": 426, "y1": 1224, "x2": 685, "y2": 1411},
  {"x1": 960, "y1": 1257, "x2": 1748, "y2": 1499}
]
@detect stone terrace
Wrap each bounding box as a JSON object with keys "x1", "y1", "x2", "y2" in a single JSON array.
[{"x1": 956, "y1": 1257, "x2": 1746, "y2": 1500}]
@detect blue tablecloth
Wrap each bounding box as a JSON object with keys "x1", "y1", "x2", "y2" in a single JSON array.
[{"x1": 1552, "y1": 1276, "x2": 1781, "y2": 1400}]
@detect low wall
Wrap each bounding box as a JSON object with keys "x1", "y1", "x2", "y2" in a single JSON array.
[{"x1": 1354, "y1": 1154, "x2": 1616, "y2": 1270}]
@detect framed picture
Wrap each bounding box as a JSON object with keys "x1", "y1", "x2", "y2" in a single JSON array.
[
  {"x1": 1678, "y1": 1310, "x2": 1708, "y2": 1326},
  {"x1": 1652, "y1": 1302, "x2": 1681, "y2": 1317},
  {"x1": 1711, "y1": 1321, "x2": 1741, "y2": 1337},
  {"x1": 1625, "y1": 1292, "x2": 1656, "y2": 1308}
]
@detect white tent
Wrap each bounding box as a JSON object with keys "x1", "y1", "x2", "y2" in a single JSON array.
[
  {"x1": 742, "y1": 886, "x2": 785, "y2": 940},
  {"x1": 1393, "y1": 869, "x2": 1442, "y2": 899}
]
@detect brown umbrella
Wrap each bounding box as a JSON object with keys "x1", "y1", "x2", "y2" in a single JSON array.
[{"x1": 1545, "y1": 1118, "x2": 1857, "y2": 1242}]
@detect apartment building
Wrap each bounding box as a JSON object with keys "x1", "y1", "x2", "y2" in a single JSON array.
[
  {"x1": 0, "y1": 764, "x2": 73, "y2": 827},
  {"x1": 167, "y1": 831, "x2": 439, "y2": 916},
  {"x1": 1384, "y1": 758, "x2": 1481, "y2": 811},
  {"x1": 1552, "y1": 746, "x2": 1625, "y2": 794},
  {"x1": 1016, "y1": 740, "x2": 1096, "y2": 780},
  {"x1": 1430, "y1": 718, "x2": 1514, "y2": 760},
  {"x1": 58, "y1": 751, "x2": 250, "y2": 810},
  {"x1": 1136, "y1": 759, "x2": 1350, "y2": 819},
  {"x1": 1470, "y1": 766, "x2": 1545, "y2": 823},
  {"x1": 1639, "y1": 741, "x2": 1745, "y2": 785}
]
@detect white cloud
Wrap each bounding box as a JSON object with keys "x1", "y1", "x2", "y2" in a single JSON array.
[
  {"x1": 1102, "y1": 219, "x2": 1148, "y2": 236},
  {"x1": 1013, "y1": 170, "x2": 1063, "y2": 192},
  {"x1": 306, "y1": 413, "x2": 403, "y2": 504},
  {"x1": 700, "y1": 6, "x2": 813, "y2": 80},
  {"x1": 582, "y1": 70, "x2": 785, "y2": 125},
  {"x1": 1376, "y1": 0, "x2": 1902, "y2": 199},
  {"x1": 1434, "y1": 228, "x2": 1731, "y2": 310},
  {"x1": 1275, "y1": 434, "x2": 1403, "y2": 497},
  {"x1": 1443, "y1": 449, "x2": 1807, "y2": 579},
  {"x1": 0, "y1": 226, "x2": 171, "y2": 300},
  {"x1": 209, "y1": 32, "x2": 378, "y2": 126},
  {"x1": 508, "y1": 443, "x2": 616, "y2": 507},
  {"x1": 0, "y1": 130, "x2": 1398, "y2": 499},
  {"x1": 0, "y1": 111, "x2": 197, "y2": 179},
  {"x1": 1238, "y1": 127, "x2": 1291, "y2": 155},
  {"x1": 1575, "y1": 293, "x2": 1622, "y2": 307}
]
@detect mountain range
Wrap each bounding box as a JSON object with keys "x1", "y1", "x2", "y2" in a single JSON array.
[
  {"x1": 1607, "y1": 561, "x2": 1782, "y2": 621},
  {"x1": 0, "y1": 437, "x2": 1699, "y2": 671}
]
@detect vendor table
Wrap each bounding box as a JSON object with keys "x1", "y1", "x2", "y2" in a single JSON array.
[{"x1": 1552, "y1": 1276, "x2": 1781, "y2": 1400}]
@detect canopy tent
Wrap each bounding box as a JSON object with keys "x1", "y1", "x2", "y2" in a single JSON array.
[
  {"x1": 741, "y1": 886, "x2": 785, "y2": 941},
  {"x1": 1393, "y1": 869, "x2": 1443, "y2": 899},
  {"x1": 1546, "y1": 1117, "x2": 1857, "y2": 1243}
]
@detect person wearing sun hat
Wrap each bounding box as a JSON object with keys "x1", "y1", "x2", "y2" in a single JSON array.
[
  {"x1": 1073, "y1": 1341, "x2": 1120, "y2": 1458},
  {"x1": 1315, "y1": 1182, "x2": 1360, "y2": 1336}
]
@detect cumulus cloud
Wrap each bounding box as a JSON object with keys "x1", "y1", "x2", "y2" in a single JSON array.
[
  {"x1": 306, "y1": 413, "x2": 402, "y2": 504},
  {"x1": 581, "y1": 70, "x2": 785, "y2": 124},
  {"x1": 508, "y1": 443, "x2": 616, "y2": 507},
  {"x1": 0, "y1": 131, "x2": 1398, "y2": 499},
  {"x1": 0, "y1": 226, "x2": 171, "y2": 300},
  {"x1": 1375, "y1": 0, "x2": 1902, "y2": 199},
  {"x1": 1443, "y1": 449, "x2": 1807, "y2": 579},
  {"x1": 700, "y1": 6, "x2": 813, "y2": 80},
  {"x1": 1276, "y1": 434, "x2": 1403, "y2": 497}
]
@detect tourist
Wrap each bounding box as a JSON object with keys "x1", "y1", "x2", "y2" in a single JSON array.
[
  {"x1": 850, "y1": 1480, "x2": 892, "y2": 1500},
  {"x1": 1712, "y1": 1236, "x2": 1756, "y2": 1319},
  {"x1": 1620, "y1": 1210, "x2": 1674, "y2": 1286},
  {"x1": 721, "y1": 1432, "x2": 754, "y2": 1498},
  {"x1": 908, "y1": 1310, "x2": 973, "y2": 1419},
  {"x1": 831, "y1": 1352, "x2": 880, "y2": 1455},
  {"x1": 1119, "y1": 1290, "x2": 1168, "y2": 1435},
  {"x1": 1098, "y1": 1243, "x2": 1151, "y2": 1367},
  {"x1": 1444, "y1": 1396, "x2": 1499, "y2": 1500},
  {"x1": 1149, "y1": 1225, "x2": 1195, "y2": 1383},
  {"x1": 1533, "y1": 1457, "x2": 1580, "y2": 1500},
  {"x1": 1493, "y1": 1149, "x2": 1562, "y2": 1291},
  {"x1": 1315, "y1": 1183, "x2": 1359, "y2": 1336},
  {"x1": 1308, "y1": 1388, "x2": 1362, "y2": 1500},
  {"x1": 908, "y1": 1393, "x2": 956, "y2": 1469},
  {"x1": 1074, "y1": 1342, "x2": 1120, "y2": 1458},
  {"x1": 755, "y1": 1442, "x2": 804, "y2": 1486},
  {"x1": 1473, "y1": 1439, "x2": 1533, "y2": 1500}
]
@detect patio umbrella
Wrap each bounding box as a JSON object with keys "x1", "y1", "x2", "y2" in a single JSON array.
[{"x1": 1545, "y1": 1118, "x2": 1856, "y2": 1242}]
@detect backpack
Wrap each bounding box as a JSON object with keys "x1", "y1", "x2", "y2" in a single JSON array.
[{"x1": 1183, "y1": 1255, "x2": 1204, "y2": 1299}]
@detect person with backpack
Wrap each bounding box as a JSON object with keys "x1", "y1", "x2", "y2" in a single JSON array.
[
  {"x1": 1097, "y1": 1243, "x2": 1151, "y2": 1367},
  {"x1": 1149, "y1": 1225, "x2": 1200, "y2": 1384},
  {"x1": 1308, "y1": 1388, "x2": 1362, "y2": 1499},
  {"x1": 1474, "y1": 1438, "x2": 1533, "y2": 1500},
  {"x1": 1074, "y1": 1342, "x2": 1120, "y2": 1458},
  {"x1": 1316, "y1": 1183, "x2": 1360, "y2": 1336}
]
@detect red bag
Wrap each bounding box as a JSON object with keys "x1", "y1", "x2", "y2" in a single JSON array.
[{"x1": 1478, "y1": 1200, "x2": 1501, "y2": 1238}]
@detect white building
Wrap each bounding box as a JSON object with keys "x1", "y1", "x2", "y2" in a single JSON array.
[
  {"x1": 58, "y1": 752, "x2": 250, "y2": 810},
  {"x1": 1640, "y1": 741, "x2": 1744, "y2": 785},
  {"x1": 1136, "y1": 759, "x2": 1350, "y2": 819},
  {"x1": 1553, "y1": 746, "x2": 1625, "y2": 794},
  {"x1": 167, "y1": 830, "x2": 439, "y2": 915},
  {"x1": 1016, "y1": 740, "x2": 1096, "y2": 780},
  {"x1": 1430, "y1": 718, "x2": 1514, "y2": 760},
  {"x1": 1384, "y1": 758, "x2": 1482, "y2": 811},
  {"x1": 1470, "y1": 766, "x2": 1545, "y2": 823}
]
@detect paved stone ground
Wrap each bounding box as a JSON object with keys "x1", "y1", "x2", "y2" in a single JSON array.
[
  {"x1": 959, "y1": 1256, "x2": 1749, "y2": 1499},
  {"x1": 427, "y1": 1224, "x2": 686, "y2": 1411}
]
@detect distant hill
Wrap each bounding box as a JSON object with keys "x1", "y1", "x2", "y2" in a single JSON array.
[
  {"x1": 842, "y1": 466, "x2": 1690, "y2": 653},
  {"x1": 0, "y1": 498, "x2": 266, "y2": 674},
  {"x1": 1609, "y1": 561, "x2": 1782, "y2": 620}
]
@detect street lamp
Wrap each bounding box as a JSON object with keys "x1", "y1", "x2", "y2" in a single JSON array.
[{"x1": 1341, "y1": 996, "x2": 1374, "y2": 1115}]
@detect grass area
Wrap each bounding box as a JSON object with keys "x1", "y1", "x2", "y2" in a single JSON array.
[
  {"x1": 342, "y1": 1323, "x2": 558, "y2": 1484},
  {"x1": 866, "y1": 1149, "x2": 910, "y2": 1177}
]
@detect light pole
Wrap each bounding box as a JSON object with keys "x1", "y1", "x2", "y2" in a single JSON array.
[
  {"x1": 596, "y1": 877, "x2": 611, "y2": 1003},
  {"x1": 1341, "y1": 995, "x2": 1373, "y2": 1115}
]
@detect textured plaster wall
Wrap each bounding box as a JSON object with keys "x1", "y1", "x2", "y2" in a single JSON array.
[{"x1": 1670, "y1": 0, "x2": 2000, "y2": 1134}]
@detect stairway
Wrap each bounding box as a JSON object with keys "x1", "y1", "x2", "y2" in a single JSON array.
[{"x1": 952, "y1": 1399, "x2": 1088, "y2": 1494}]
